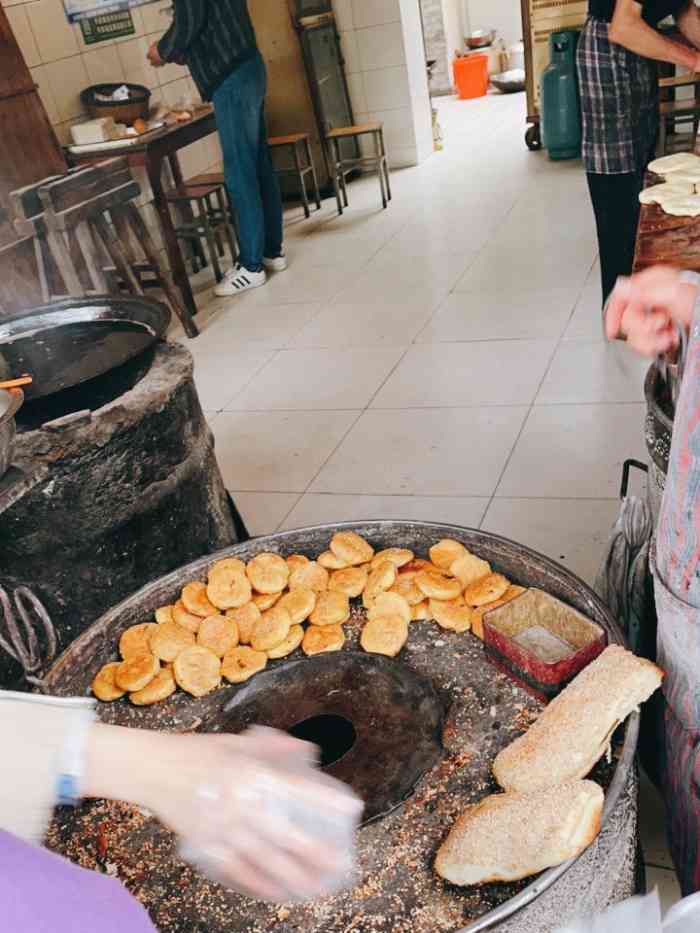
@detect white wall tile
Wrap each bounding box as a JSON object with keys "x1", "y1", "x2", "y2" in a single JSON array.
[
  {"x1": 114, "y1": 5, "x2": 144, "y2": 43},
  {"x1": 45, "y1": 53, "x2": 89, "y2": 121},
  {"x1": 29, "y1": 63, "x2": 59, "y2": 123},
  {"x1": 339, "y1": 29, "x2": 360, "y2": 75},
  {"x1": 368, "y1": 105, "x2": 416, "y2": 150},
  {"x1": 160, "y1": 75, "x2": 189, "y2": 108},
  {"x1": 351, "y1": 0, "x2": 400, "y2": 29},
  {"x1": 158, "y1": 58, "x2": 189, "y2": 86},
  {"x1": 346, "y1": 72, "x2": 367, "y2": 116},
  {"x1": 389, "y1": 143, "x2": 418, "y2": 167},
  {"x1": 331, "y1": 0, "x2": 354, "y2": 31},
  {"x1": 356, "y1": 22, "x2": 405, "y2": 71},
  {"x1": 26, "y1": 0, "x2": 80, "y2": 63},
  {"x1": 117, "y1": 35, "x2": 158, "y2": 89},
  {"x1": 362, "y1": 65, "x2": 411, "y2": 112},
  {"x1": 140, "y1": 0, "x2": 170, "y2": 35},
  {"x1": 6, "y1": 3, "x2": 41, "y2": 67},
  {"x1": 81, "y1": 43, "x2": 125, "y2": 85}
]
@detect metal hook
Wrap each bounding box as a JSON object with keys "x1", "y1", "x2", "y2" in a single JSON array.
[{"x1": 0, "y1": 585, "x2": 57, "y2": 688}]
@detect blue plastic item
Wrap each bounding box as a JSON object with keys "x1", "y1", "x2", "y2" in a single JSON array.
[{"x1": 540, "y1": 29, "x2": 582, "y2": 161}]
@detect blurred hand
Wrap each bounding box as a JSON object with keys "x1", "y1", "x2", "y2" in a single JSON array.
[
  {"x1": 604, "y1": 266, "x2": 696, "y2": 357},
  {"x1": 147, "y1": 42, "x2": 165, "y2": 68},
  {"x1": 85, "y1": 725, "x2": 362, "y2": 903}
]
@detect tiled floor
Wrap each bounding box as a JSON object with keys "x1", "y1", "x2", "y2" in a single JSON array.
[{"x1": 179, "y1": 92, "x2": 680, "y2": 908}]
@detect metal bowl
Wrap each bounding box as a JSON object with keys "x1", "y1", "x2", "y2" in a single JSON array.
[
  {"x1": 491, "y1": 68, "x2": 526, "y2": 93},
  {"x1": 466, "y1": 29, "x2": 496, "y2": 49},
  {"x1": 0, "y1": 388, "x2": 24, "y2": 480},
  {"x1": 0, "y1": 296, "x2": 170, "y2": 401}
]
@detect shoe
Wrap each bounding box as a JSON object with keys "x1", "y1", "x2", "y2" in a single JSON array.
[
  {"x1": 214, "y1": 264, "x2": 266, "y2": 297},
  {"x1": 263, "y1": 251, "x2": 288, "y2": 272}
]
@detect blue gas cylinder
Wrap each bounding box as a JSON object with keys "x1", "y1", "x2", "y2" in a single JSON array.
[{"x1": 540, "y1": 29, "x2": 581, "y2": 161}]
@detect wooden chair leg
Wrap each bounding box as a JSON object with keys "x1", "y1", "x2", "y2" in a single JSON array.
[
  {"x1": 75, "y1": 220, "x2": 108, "y2": 293},
  {"x1": 46, "y1": 229, "x2": 84, "y2": 297},
  {"x1": 293, "y1": 140, "x2": 311, "y2": 219},
  {"x1": 305, "y1": 137, "x2": 322, "y2": 209},
  {"x1": 124, "y1": 203, "x2": 198, "y2": 338}
]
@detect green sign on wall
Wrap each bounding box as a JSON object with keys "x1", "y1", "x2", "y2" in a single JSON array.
[{"x1": 79, "y1": 9, "x2": 135, "y2": 43}]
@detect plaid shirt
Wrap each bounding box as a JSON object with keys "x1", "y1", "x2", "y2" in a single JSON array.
[{"x1": 576, "y1": 18, "x2": 659, "y2": 175}]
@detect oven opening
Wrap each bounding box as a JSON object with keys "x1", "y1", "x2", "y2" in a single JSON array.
[{"x1": 288, "y1": 714, "x2": 357, "y2": 767}]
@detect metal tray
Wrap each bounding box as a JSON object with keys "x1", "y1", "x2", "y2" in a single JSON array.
[{"x1": 0, "y1": 297, "x2": 170, "y2": 400}]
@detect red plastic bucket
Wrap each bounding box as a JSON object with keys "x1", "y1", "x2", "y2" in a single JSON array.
[{"x1": 453, "y1": 54, "x2": 489, "y2": 100}]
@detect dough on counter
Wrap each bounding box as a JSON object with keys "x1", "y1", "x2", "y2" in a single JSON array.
[
  {"x1": 639, "y1": 181, "x2": 694, "y2": 205},
  {"x1": 658, "y1": 194, "x2": 700, "y2": 216},
  {"x1": 648, "y1": 151, "x2": 700, "y2": 175}
]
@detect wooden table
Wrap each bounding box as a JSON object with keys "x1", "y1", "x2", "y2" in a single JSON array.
[
  {"x1": 634, "y1": 170, "x2": 700, "y2": 274},
  {"x1": 65, "y1": 107, "x2": 218, "y2": 320}
]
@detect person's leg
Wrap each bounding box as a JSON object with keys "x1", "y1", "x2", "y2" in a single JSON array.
[
  {"x1": 256, "y1": 109, "x2": 284, "y2": 261},
  {"x1": 586, "y1": 171, "x2": 642, "y2": 306},
  {"x1": 212, "y1": 54, "x2": 267, "y2": 273}
]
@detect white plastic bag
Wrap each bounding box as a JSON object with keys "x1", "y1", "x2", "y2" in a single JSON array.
[{"x1": 557, "y1": 891, "x2": 700, "y2": 933}]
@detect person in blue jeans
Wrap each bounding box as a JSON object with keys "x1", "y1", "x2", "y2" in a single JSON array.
[{"x1": 148, "y1": 0, "x2": 286, "y2": 297}]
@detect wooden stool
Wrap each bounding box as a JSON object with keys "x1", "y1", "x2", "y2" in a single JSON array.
[
  {"x1": 268, "y1": 133, "x2": 322, "y2": 218},
  {"x1": 325, "y1": 122, "x2": 391, "y2": 215},
  {"x1": 187, "y1": 172, "x2": 241, "y2": 245},
  {"x1": 658, "y1": 72, "x2": 700, "y2": 155},
  {"x1": 165, "y1": 183, "x2": 237, "y2": 283},
  {"x1": 11, "y1": 158, "x2": 198, "y2": 338}
]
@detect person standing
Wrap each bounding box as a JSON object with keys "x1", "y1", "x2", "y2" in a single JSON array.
[
  {"x1": 577, "y1": 0, "x2": 700, "y2": 305},
  {"x1": 148, "y1": 0, "x2": 287, "y2": 298}
]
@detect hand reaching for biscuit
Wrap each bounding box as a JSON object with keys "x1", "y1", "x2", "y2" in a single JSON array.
[
  {"x1": 604, "y1": 267, "x2": 697, "y2": 357},
  {"x1": 84, "y1": 724, "x2": 362, "y2": 902}
]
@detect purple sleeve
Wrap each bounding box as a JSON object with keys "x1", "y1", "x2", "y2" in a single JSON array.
[{"x1": 0, "y1": 831, "x2": 156, "y2": 933}]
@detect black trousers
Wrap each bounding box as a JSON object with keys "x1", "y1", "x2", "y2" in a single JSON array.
[{"x1": 586, "y1": 171, "x2": 644, "y2": 307}]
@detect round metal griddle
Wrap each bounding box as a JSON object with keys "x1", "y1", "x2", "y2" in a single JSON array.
[
  {"x1": 42, "y1": 522, "x2": 638, "y2": 933},
  {"x1": 0, "y1": 297, "x2": 169, "y2": 400}
]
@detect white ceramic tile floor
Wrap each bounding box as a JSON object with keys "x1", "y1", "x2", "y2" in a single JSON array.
[{"x1": 183, "y1": 92, "x2": 675, "y2": 902}]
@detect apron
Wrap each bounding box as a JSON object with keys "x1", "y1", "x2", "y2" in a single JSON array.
[{"x1": 653, "y1": 312, "x2": 700, "y2": 896}]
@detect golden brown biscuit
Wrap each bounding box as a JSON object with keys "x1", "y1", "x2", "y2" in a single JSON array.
[
  {"x1": 371, "y1": 548, "x2": 414, "y2": 570},
  {"x1": 252, "y1": 592, "x2": 282, "y2": 611},
  {"x1": 172, "y1": 600, "x2": 203, "y2": 633},
  {"x1": 303, "y1": 624, "x2": 345, "y2": 656},
  {"x1": 401, "y1": 559, "x2": 447, "y2": 576},
  {"x1": 197, "y1": 614, "x2": 239, "y2": 658},
  {"x1": 251, "y1": 606, "x2": 292, "y2": 651},
  {"x1": 267, "y1": 624, "x2": 305, "y2": 659},
  {"x1": 209, "y1": 557, "x2": 247, "y2": 578},
  {"x1": 416, "y1": 571, "x2": 462, "y2": 601},
  {"x1": 206, "y1": 568, "x2": 252, "y2": 611},
  {"x1": 330, "y1": 531, "x2": 374, "y2": 566},
  {"x1": 328, "y1": 565, "x2": 368, "y2": 598},
  {"x1": 430, "y1": 598, "x2": 472, "y2": 633},
  {"x1": 310, "y1": 590, "x2": 351, "y2": 627},
  {"x1": 115, "y1": 652, "x2": 160, "y2": 692},
  {"x1": 222, "y1": 646, "x2": 267, "y2": 683},
  {"x1": 246, "y1": 553, "x2": 289, "y2": 594},
  {"x1": 119, "y1": 623, "x2": 158, "y2": 660},
  {"x1": 286, "y1": 554, "x2": 309, "y2": 572},
  {"x1": 149, "y1": 621, "x2": 196, "y2": 662},
  {"x1": 277, "y1": 587, "x2": 317, "y2": 625},
  {"x1": 181, "y1": 581, "x2": 217, "y2": 618},
  {"x1": 92, "y1": 662, "x2": 127, "y2": 702},
  {"x1": 368, "y1": 591, "x2": 411, "y2": 624},
  {"x1": 288, "y1": 561, "x2": 329, "y2": 594},
  {"x1": 130, "y1": 668, "x2": 176, "y2": 706},
  {"x1": 430, "y1": 539, "x2": 468, "y2": 571},
  {"x1": 318, "y1": 549, "x2": 351, "y2": 570},
  {"x1": 389, "y1": 573, "x2": 424, "y2": 606},
  {"x1": 471, "y1": 585, "x2": 526, "y2": 640},
  {"x1": 360, "y1": 616, "x2": 409, "y2": 657},
  {"x1": 174, "y1": 646, "x2": 221, "y2": 697},
  {"x1": 412, "y1": 600, "x2": 431, "y2": 621},
  {"x1": 155, "y1": 606, "x2": 174, "y2": 624},
  {"x1": 226, "y1": 602, "x2": 261, "y2": 645},
  {"x1": 363, "y1": 561, "x2": 397, "y2": 603},
  {"x1": 450, "y1": 553, "x2": 492, "y2": 588},
  {"x1": 463, "y1": 573, "x2": 510, "y2": 608}
]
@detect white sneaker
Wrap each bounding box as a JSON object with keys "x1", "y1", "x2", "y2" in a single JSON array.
[
  {"x1": 214, "y1": 264, "x2": 266, "y2": 297},
  {"x1": 263, "y1": 251, "x2": 288, "y2": 272}
]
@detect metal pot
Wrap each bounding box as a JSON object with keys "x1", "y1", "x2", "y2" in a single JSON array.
[
  {"x1": 466, "y1": 28, "x2": 496, "y2": 49},
  {"x1": 0, "y1": 388, "x2": 23, "y2": 480}
]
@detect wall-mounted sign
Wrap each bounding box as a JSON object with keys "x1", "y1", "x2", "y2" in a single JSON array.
[
  {"x1": 79, "y1": 9, "x2": 135, "y2": 42},
  {"x1": 63, "y1": 0, "x2": 157, "y2": 24}
]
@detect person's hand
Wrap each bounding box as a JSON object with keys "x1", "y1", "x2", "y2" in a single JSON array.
[
  {"x1": 604, "y1": 266, "x2": 696, "y2": 357},
  {"x1": 84, "y1": 724, "x2": 363, "y2": 903},
  {"x1": 147, "y1": 42, "x2": 165, "y2": 67}
]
